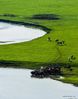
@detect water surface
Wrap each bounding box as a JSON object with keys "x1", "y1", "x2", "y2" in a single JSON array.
[
  {"x1": 0, "y1": 68, "x2": 78, "y2": 99},
  {"x1": 0, "y1": 22, "x2": 46, "y2": 45}
]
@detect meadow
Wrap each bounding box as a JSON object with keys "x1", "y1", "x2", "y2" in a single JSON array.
[{"x1": 0, "y1": 0, "x2": 78, "y2": 85}]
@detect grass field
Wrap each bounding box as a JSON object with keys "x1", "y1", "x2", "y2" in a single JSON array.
[{"x1": 0, "y1": 0, "x2": 78, "y2": 85}]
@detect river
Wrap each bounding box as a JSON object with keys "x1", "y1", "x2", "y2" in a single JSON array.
[
  {"x1": 0, "y1": 22, "x2": 46, "y2": 45},
  {"x1": 0, "y1": 68, "x2": 77, "y2": 99}
]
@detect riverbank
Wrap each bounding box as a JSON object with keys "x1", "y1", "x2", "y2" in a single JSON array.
[
  {"x1": 0, "y1": 60, "x2": 78, "y2": 86},
  {"x1": 0, "y1": 19, "x2": 51, "y2": 33}
]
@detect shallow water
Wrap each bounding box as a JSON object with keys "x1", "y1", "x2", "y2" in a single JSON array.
[
  {"x1": 0, "y1": 22, "x2": 46, "y2": 45},
  {"x1": 0, "y1": 68, "x2": 78, "y2": 99}
]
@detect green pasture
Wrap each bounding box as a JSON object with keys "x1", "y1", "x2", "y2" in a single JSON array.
[{"x1": 0, "y1": 0, "x2": 78, "y2": 85}]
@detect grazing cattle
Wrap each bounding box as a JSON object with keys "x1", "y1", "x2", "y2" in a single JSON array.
[
  {"x1": 47, "y1": 37, "x2": 51, "y2": 42},
  {"x1": 68, "y1": 55, "x2": 76, "y2": 63},
  {"x1": 55, "y1": 39, "x2": 65, "y2": 46},
  {"x1": 55, "y1": 39, "x2": 59, "y2": 42},
  {"x1": 31, "y1": 66, "x2": 62, "y2": 78},
  {"x1": 31, "y1": 70, "x2": 45, "y2": 78},
  {"x1": 57, "y1": 41, "x2": 65, "y2": 46},
  {"x1": 57, "y1": 41, "x2": 63, "y2": 45},
  {"x1": 71, "y1": 55, "x2": 76, "y2": 60}
]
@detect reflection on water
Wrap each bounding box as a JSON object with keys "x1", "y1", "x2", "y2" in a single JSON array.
[
  {"x1": 0, "y1": 22, "x2": 46, "y2": 45},
  {"x1": 0, "y1": 68, "x2": 77, "y2": 99}
]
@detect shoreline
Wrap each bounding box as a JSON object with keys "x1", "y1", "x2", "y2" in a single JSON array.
[
  {"x1": 0, "y1": 19, "x2": 51, "y2": 33},
  {"x1": 0, "y1": 60, "x2": 78, "y2": 86}
]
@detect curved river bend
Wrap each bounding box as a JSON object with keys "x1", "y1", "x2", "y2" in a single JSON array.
[
  {"x1": 0, "y1": 22, "x2": 46, "y2": 45},
  {"x1": 0, "y1": 68, "x2": 78, "y2": 99},
  {"x1": 0, "y1": 22, "x2": 78, "y2": 99}
]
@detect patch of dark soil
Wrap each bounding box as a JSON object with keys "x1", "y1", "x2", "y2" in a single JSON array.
[{"x1": 31, "y1": 14, "x2": 60, "y2": 20}]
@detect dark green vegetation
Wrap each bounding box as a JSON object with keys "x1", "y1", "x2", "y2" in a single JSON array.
[
  {"x1": 0, "y1": 0, "x2": 78, "y2": 85},
  {"x1": 31, "y1": 14, "x2": 60, "y2": 20}
]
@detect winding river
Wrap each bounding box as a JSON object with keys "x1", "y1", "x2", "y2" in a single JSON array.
[
  {"x1": 0, "y1": 22, "x2": 46, "y2": 45},
  {"x1": 0, "y1": 68, "x2": 77, "y2": 99},
  {"x1": 0, "y1": 22, "x2": 78, "y2": 99}
]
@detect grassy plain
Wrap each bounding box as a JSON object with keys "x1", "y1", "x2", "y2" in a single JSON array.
[{"x1": 0, "y1": 0, "x2": 78, "y2": 85}]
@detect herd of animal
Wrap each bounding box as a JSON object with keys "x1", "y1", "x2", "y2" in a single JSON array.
[{"x1": 31, "y1": 66, "x2": 62, "y2": 78}]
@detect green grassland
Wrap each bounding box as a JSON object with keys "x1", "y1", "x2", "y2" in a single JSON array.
[{"x1": 0, "y1": 0, "x2": 78, "y2": 85}]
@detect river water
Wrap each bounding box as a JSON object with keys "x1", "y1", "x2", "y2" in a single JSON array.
[
  {"x1": 0, "y1": 22, "x2": 46, "y2": 45},
  {"x1": 0, "y1": 68, "x2": 77, "y2": 99}
]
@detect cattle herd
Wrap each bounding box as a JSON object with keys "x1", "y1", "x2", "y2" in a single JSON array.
[{"x1": 31, "y1": 66, "x2": 62, "y2": 78}]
